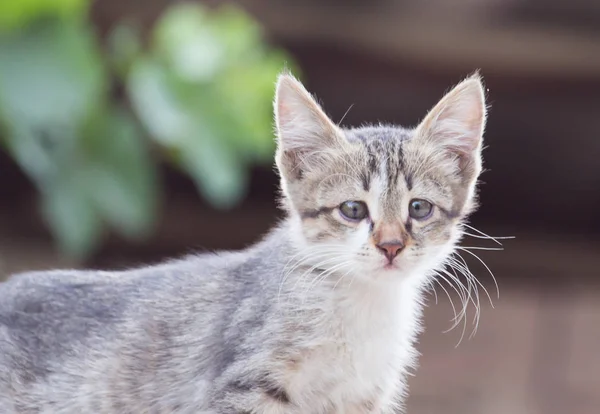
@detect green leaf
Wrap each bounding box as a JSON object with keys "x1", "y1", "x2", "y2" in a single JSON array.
[
  {"x1": 154, "y1": 4, "x2": 225, "y2": 83},
  {"x1": 179, "y1": 122, "x2": 247, "y2": 209},
  {"x1": 213, "y1": 54, "x2": 289, "y2": 161},
  {"x1": 82, "y1": 109, "x2": 158, "y2": 240},
  {"x1": 1, "y1": 125, "x2": 74, "y2": 185},
  {"x1": 203, "y1": 4, "x2": 263, "y2": 62},
  {"x1": 0, "y1": 20, "x2": 112, "y2": 259},
  {"x1": 106, "y1": 22, "x2": 142, "y2": 78},
  {"x1": 127, "y1": 58, "x2": 248, "y2": 208},
  {"x1": 0, "y1": 21, "x2": 106, "y2": 131},
  {"x1": 127, "y1": 58, "x2": 192, "y2": 146},
  {"x1": 128, "y1": 2, "x2": 299, "y2": 210},
  {"x1": 0, "y1": 0, "x2": 89, "y2": 32},
  {"x1": 40, "y1": 175, "x2": 103, "y2": 260}
]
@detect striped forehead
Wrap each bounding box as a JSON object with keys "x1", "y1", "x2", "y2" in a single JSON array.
[
  {"x1": 347, "y1": 126, "x2": 413, "y2": 218},
  {"x1": 350, "y1": 127, "x2": 411, "y2": 183}
]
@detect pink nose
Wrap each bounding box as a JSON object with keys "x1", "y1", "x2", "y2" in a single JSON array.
[{"x1": 376, "y1": 241, "x2": 405, "y2": 262}]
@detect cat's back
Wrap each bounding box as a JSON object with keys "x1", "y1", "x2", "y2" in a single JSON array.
[
  {"x1": 0, "y1": 249, "x2": 239, "y2": 317},
  {"x1": 0, "y1": 251, "x2": 239, "y2": 356},
  {"x1": 0, "y1": 227, "x2": 287, "y2": 351},
  {"x1": 0, "y1": 268, "x2": 135, "y2": 349},
  {"x1": 0, "y1": 228, "x2": 291, "y2": 412},
  {"x1": 0, "y1": 252, "x2": 249, "y2": 412}
]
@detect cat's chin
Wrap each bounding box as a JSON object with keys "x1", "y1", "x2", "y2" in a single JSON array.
[
  {"x1": 368, "y1": 256, "x2": 433, "y2": 281},
  {"x1": 379, "y1": 256, "x2": 412, "y2": 272},
  {"x1": 360, "y1": 260, "x2": 417, "y2": 280}
]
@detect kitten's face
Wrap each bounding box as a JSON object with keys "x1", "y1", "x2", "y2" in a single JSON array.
[{"x1": 275, "y1": 73, "x2": 486, "y2": 282}]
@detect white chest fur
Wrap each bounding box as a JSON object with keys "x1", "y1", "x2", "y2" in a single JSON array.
[{"x1": 285, "y1": 280, "x2": 424, "y2": 413}]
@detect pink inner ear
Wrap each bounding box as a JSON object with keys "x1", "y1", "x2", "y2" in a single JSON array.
[
  {"x1": 436, "y1": 118, "x2": 481, "y2": 154},
  {"x1": 276, "y1": 93, "x2": 295, "y2": 131},
  {"x1": 433, "y1": 96, "x2": 484, "y2": 155},
  {"x1": 275, "y1": 75, "x2": 345, "y2": 157},
  {"x1": 276, "y1": 96, "x2": 294, "y2": 134},
  {"x1": 419, "y1": 76, "x2": 486, "y2": 157}
]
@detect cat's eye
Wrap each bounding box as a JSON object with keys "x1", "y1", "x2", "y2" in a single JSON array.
[
  {"x1": 339, "y1": 201, "x2": 369, "y2": 221},
  {"x1": 409, "y1": 199, "x2": 433, "y2": 220}
]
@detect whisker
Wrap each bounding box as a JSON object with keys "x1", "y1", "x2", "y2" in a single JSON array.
[
  {"x1": 308, "y1": 261, "x2": 351, "y2": 291},
  {"x1": 462, "y1": 232, "x2": 515, "y2": 243},
  {"x1": 278, "y1": 248, "x2": 352, "y2": 300},
  {"x1": 460, "y1": 246, "x2": 504, "y2": 251},
  {"x1": 436, "y1": 267, "x2": 472, "y2": 335},
  {"x1": 428, "y1": 280, "x2": 439, "y2": 305},
  {"x1": 338, "y1": 103, "x2": 354, "y2": 126},
  {"x1": 461, "y1": 224, "x2": 515, "y2": 246},
  {"x1": 456, "y1": 247, "x2": 500, "y2": 300},
  {"x1": 332, "y1": 266, "x2": 355, "y2": 291},
  {"x1": 432, "y1": 273, "x2": 460, "y2": 323},
  {"x1": 446, "y1": 260, "x2": 482, "y2": 337},
  {"x1": 447, "y1": 256, "x2": 484, "y2": 317},
  {"x1": 437, "y1": 267, "x2": 470, "y2": 318},
  {"x1": 433, "y1": 273, "x2": 468, "y2": 346},
  {"x1": 301, "y1": 261, "x2": 353, "y2": 303},
  {"x1": 291, "y1": 256, "x2": 346, "y2": 293}
]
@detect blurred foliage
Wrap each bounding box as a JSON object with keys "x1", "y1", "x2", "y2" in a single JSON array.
[
  {"x1": 0, "y1": 0, "x2": 295, "y2": 260},
  {"x1": 0, "y1": 0, "x2": 88, "y2": 32}
]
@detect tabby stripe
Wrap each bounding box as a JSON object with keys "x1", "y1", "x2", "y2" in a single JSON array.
[
  {"x1": 258, "y1": 377, "x2": 291, "y2": 404},
  {"x1": 300, "y1": 206, "x2": 334, "y2": 219},
  {"x1": 438, "y1": 206, "x2": 460, "y2": 220}
]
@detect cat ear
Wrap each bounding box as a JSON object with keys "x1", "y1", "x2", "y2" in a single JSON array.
[
  {"x1": 415, "y1": 73, "x2": 487, "y2": 174},
  {"x1": 274, "y1": 72, "x2": 345, "y2": 180}
]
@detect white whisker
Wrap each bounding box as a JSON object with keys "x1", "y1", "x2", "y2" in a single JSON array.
[
  {"x1": 433, "y1": 272, "x2": 468, "y2": 346},
  {"x1": 461, "y1": 224, "x2": 515, "y2": 246},
  {"x1": 428, "y1": 281, "x2": 439, "y2": 305},
  {"x1": 446, "y1": 260, "x2": 481, "y2": 338},
  {"x1": 431, "y1": 273, "x2": 460, "y2": 323},
  {"x1": 332, "y1": 267, "x2": 355, "y2": 291},
  {"x1": 338, "y1": 103, "x2": 354, "y2": 126},
  {"x1": 278, "y1": 246, "x2": 352, "y2": 301},
  {"x1": 460, "y1": 246, "x2": 504, "y2": 251},
  {"x1": 456, "y1": 247, "x2": 500, "y2": 300}
]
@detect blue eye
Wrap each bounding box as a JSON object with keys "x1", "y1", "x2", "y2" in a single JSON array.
[
  {"x1": 339, "y1": 201, "x2": 369, "y2": 221},
  {"x1": 409, "y1": 199, "x2": 433, "y2": 219}
]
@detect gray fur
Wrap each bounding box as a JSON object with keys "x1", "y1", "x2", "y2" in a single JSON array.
[{"x1": 0, "y1": 72, "x2": 487, "y2": 413}]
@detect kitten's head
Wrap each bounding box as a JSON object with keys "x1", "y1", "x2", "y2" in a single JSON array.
[{"x1": 274, "y1": 72, "x2": 486, "y2": 282}]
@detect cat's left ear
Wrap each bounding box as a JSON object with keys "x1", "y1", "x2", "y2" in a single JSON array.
[
  {"x1": 415, "y1": 73, "x2": 487, "y2": 178},
  {"x1": 274, "y1": 72, "x2": 347, "y2": 181}
]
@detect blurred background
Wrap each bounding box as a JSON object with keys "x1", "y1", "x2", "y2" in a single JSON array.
[{"x1": 0, "y1": 0, "x2": 598, "y2": 413}]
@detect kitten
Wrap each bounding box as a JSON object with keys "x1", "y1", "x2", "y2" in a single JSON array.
[{"x1": 0, "y1": 72, "x2": 487, "y2": 413}]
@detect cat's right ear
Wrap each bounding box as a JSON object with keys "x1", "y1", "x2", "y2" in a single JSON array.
[
  {"x1": 414, "y1": 73, "x2": 487, "y2": 179},
  {"x1": 274, "y1": 72, "x2": 345, "y2": 181}
]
